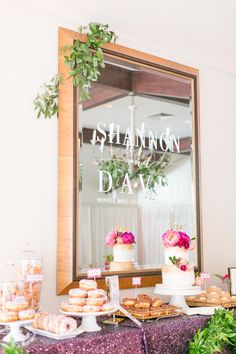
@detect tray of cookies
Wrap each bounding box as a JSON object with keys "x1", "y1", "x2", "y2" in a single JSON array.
[
  {"x1": 186, "y1": 286, "x2": 236, "y2": 308},
  {"x1": 117, "y1": 294, "x2": 181, "y2": 320}
]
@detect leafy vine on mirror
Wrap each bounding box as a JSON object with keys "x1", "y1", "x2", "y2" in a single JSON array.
[
  {"x1": 34, "y1": 74, "x2": 62, "y2": 119},
  {"x1": 34, "y1": 23, "x2": 117, "y2": 119}
]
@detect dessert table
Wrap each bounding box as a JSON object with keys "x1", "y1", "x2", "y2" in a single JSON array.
[{"x1": 0, "y1": 315, "x2": 232, "y2": 353}]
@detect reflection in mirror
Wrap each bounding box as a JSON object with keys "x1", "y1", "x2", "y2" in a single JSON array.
[{"x1": 76, "y1": 55, "x2": 196, "y2": 276}]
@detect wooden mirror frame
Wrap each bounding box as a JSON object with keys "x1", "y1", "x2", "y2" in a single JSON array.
[{"x1": 57, "y1": 27, "x2": 202, "y2": 295}]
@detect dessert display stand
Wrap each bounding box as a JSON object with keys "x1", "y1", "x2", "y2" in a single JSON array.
[
  {"x1": 0, "y1": 319, "x2": 33, "y2": 342},
  {"x1": 60, "y1": 308, "x2": 117, "y2": 332},
  {"x1": 155, "y1": 284, "x2": 202, "y2": 314}
]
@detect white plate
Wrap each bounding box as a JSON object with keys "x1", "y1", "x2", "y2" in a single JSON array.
[
  {"x1": 183, "y1": 306, "x2": 223, "y2": 316},
  {"x1": 25, "y1": 325, "x2": 84, "y2": 340},
  {"x1": 60, "y1": 308, "x2": 117, "y2": 317},
  {"x1": 0, "y1": 319, "x2": 33, "y2": 326}
]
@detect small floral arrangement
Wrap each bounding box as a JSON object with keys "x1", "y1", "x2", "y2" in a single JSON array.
[
  {"x1": 105, "y1": 230, "x2": 135, "y2": 247},
  {"x1": 215, "y1": 273, "x2": 231, "y2": 291},
  {"x1": 162, "y1": 227, "x2": 195, "y2": 250},
  {"x1": 169, "y1": 256, "x2": 190, "y2": 272}
]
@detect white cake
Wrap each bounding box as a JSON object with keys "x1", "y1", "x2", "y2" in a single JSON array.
[
  {"x1": 162, "y1": 265, "x2": 195, "y2": 287},
  {"x1": 110, "y1": 244, "x2": 135, "y2": 271},
  {"x1": 162, "y1": 246, "x2": 195, "y2": 288}
]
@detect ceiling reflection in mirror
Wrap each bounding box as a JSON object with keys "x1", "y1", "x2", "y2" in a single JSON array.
[{"x1": 76, "y1": 55, "x2": 197, "y2": 276}]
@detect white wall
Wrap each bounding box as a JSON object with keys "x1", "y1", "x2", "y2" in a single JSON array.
[{"x1": 0, "y1": 0, "x2": 236, "y2": 311}]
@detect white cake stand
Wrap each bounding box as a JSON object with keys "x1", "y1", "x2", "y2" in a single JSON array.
[
  {"x1": 0, "y1": 319, "x2": 33, "y2": 342},
  {"x1": 155, "y1": 284, "x2": 202, "y2": 311},
  {"x1": 60, "y1": 308, "x2": 117, "y2": 332}
]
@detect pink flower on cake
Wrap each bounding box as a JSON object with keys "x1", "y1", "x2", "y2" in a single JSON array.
[
  {"x1": 105, "y1": 231, "x2": 118, "y2": 246},
  {"x1": 162, "y1": 229, "x2": 180, "y2": 248},
  {"x1": 177, "y1": 232, "x2": 191, "y2": 249},
  {"x1": 180, "y1": 264, "x2": 187, "y2": 271},
  {"x1": 121, "y1": 232, "x2": 135, "y2": 244},
  {"x1": 106, "y1": 229, "x2": 135, "y2": 247}
]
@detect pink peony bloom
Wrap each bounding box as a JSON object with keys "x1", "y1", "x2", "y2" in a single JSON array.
[
  {"x1": 162, "y1": 229, "x2": 180, "y2": 248},
  {"x1": 121, "y1": 232, "x2": 135, "y2": 244},
  {"x1": 180, "y1": 264, "x2": 187, "y2": 271},
  {"x1": 177, "y1": 232, "x2": 190, "y2": 249},
  {"x1": 105, "y1": 231, "x2": 118, "y2": 247}
]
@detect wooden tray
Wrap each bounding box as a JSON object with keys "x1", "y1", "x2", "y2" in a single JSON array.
[
  {"x1": 116, "y1": 306, "x2": 181, "y2": 321},
  {"x1": 186, "y1": 299, "x2": 236, "y2": 309}
]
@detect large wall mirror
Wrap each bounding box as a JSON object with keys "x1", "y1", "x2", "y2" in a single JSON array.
[{"x1": 57, "y1": 28, "x2": 201, "y2": 295}]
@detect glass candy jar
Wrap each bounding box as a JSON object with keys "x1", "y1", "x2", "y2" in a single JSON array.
[
  {"x1": 16, "y1": 246, "x2": 43, "y2": 311},
  {"x1": 0, "y1": 261, "x2": 26, "y2": 313}
]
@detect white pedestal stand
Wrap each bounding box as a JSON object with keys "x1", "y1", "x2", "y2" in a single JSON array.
[
  {"x1": 155, "y1": 285, "x2": 202, "y2": 313},
  {"x1": 0, "y1": 320, "x2": 32, "y2": 343},
  {"x1": 60, "y1": 308, "x2": 117, "y2": 332}
]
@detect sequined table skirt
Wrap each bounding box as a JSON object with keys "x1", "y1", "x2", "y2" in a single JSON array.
[{"x1": 0, "y1": 315, "x2": 232, "y2": 353}]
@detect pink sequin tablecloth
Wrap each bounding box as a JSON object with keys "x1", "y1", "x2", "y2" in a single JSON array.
[{"x1": 0, "y1": 315, "x2": 232, "y2": 353}]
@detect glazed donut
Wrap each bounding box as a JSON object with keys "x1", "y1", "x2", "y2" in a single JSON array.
[
  {"x1": 6, "y1": 297, "x2": 29, "y2": 312},
  {"x1": 134, "y1": 301, "x2": 151, "y2": 309},
  {"x1": 137, "y1": 294, "x2": 152, "y2": 303},
  {"x1": 68, "y1": 288, "x2": 87, "y2": 298},
  {"x1": 18, "y1": 308, "x2": 35, "y2": 320},
  {"x1": 38, "y1": 312, "x2": 49, "y2": 329},
  {"x1": 221, "y1": 291, "x2": 230, "y2": 298},
  {"x1": 86, "y1": 297, "x2": 105, "y2": 306},
  {"x1": 206, "y1": 298, "x2": 219, "y2": 304},
  {"x1": 32, "y1": 313, "x2": 40, "y2": 328},
  {"x1": 151, "y1": 298, "x2": 162, "y2": 308},
  {"x1": 101, "y1": 303, "x2": 114, "y2": 311},
  {"x1": 87, "y1": 289, "x2": 106, "y2": 298},
  {"x1": 61, "y1": 301, "x2": 83, "y2": 313},
  {"x1": 45, "y1": 314, "x2": 56, "y2": 333},
  {"x1": 207, "y1": 293, "x2": 220, "y2": 301},
  {"x1": 197, "y1": 296, "x2": 207, "y2": 302},
  {"x1": 207, "y1": 286, "x2": 221, "y2": 294},
  {"x1": 68, "y1": 297, "x2": 86, "y2": 306},
  {"x1": 122, "y1": 298, "x2": 136, "y2": 307},
  {"x1": 32, "y1": 313, "x2": 77, "y2": 334},
  {"x1": 82, "y1": 305, "x2": 101, "y2": 313},
  {"x1": 207, "y1": 291, "x2": 220, "y2": 298},
  {"x1": 79, "y1": 279, "x2": 97, "y2": 291},
  {"x1": 186, "y1": 296, "x2": 195, "y2": 300},
  {"x1": 57, "y1": 315, "x2": 77, "y2": 334},
  {"x1": 0, "y1": 311, "x2": 18, "y2": 322}
]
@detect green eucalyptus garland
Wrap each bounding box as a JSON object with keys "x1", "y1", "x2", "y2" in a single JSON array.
[
  {"x1": 189, "y1": 308, "x2": 236, "y2": 354},
  {"x1": 63, "y1": 23, "x2": 117, "y2": 101},
  {"x1": 34, "y1": 23, "x2": 117, "y2": 119},
  {"x1": 34, "y1": 74, "x2": 62, "y2": 119}
]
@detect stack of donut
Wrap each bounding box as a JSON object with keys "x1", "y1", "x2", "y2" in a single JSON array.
[
  {"x1": 61, "y1": 279, "x2": 114, "y2": 313},
  {"x1": 33, "y1": 313, "x2": 77, "y2": 334},
  {"x1": 0, "y1": 294, "x2": 35, "y2": 322}
]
